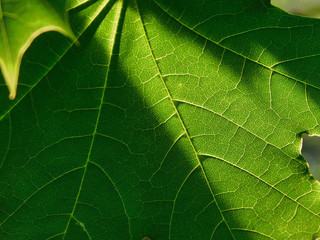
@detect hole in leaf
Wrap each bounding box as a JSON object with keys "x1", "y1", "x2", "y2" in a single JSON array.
[
  {"x1": 301, "y1": 134, "x2": 320, "y2": 181},
  {"x1": 271, "y1": 0, "x2": 320, "y2": 18}
]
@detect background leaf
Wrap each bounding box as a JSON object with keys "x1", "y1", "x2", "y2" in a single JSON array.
[
  {"x1": 0, "y1": 0, "x2": 74, "y2": 99},
  {"x1": 1, "y1": 0, "x2": 320, "y2": 239}
]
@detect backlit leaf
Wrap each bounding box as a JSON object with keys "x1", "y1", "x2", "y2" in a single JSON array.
[{"x1": 0, "y1": 0, "x2": 320, "y2": 239}]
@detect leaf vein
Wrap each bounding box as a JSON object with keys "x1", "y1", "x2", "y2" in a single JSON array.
[
  {"x1": 61, "y1": 1, "x2": 125, "y2": 238},
  {"x1": 136, "y1": 1, "x2": 236, "y2": 239}
]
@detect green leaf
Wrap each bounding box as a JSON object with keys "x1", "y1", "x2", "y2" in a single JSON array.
[
  {"x1": 0, "y1": 0, "x2": 75, "y2": 99},
  {"x1": 1, "y1": 0, "x2": 320, "y2": 239}
]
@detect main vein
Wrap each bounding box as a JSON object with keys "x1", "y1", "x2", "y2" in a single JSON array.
[{"x1": 135, "y1": 1, "x2": 236, "y2": 239}]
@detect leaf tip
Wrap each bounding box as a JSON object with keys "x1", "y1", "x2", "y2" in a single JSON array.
[
  {"x1": 9, "y1": 90, "x2": 16, "y2": 100},
  {"x1": 0, "y1": 63, "x2": 18, "y2": 100}
]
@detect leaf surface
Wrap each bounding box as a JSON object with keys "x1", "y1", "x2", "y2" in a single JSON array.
[{"x1": 1, "y1": 0, "x2": 320, "y2": 239}]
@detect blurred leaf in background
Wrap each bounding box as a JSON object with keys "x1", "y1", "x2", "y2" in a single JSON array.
[
  {"x1": 272, "y1": 0, "x2": 320, "y2": 18},
  {"x1": 302, "y1": 134, "x2": 320, "y2": 180}
]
